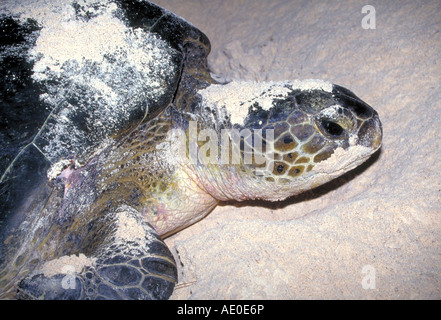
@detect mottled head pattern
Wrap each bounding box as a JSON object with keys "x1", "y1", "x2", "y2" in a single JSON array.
[
  {"x1": 197, "y1": 80, "x2": 382, "y2": 201},
  {"x1": 242, "y1": 84, "x2": 382, "y2": 183}
]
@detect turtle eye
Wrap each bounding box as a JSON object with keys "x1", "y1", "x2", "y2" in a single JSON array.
[{"x1": 321, "y1": 119, "x2": 344, "y2": 137}]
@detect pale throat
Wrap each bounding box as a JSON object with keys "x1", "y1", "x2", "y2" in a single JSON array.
[{"x1": 142, "y1": 160, "x2": 218, "y2": 238}]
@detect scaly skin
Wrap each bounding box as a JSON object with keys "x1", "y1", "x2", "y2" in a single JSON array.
[
  {"x1": 87, "y1": 80, "x2": 382, "y2": 237},
  {"x1": 0, "y1": 1, "x2": 381, "y2": 299},
  {"x1": 0, "y1": 79, "x2": 382, "y2": 299}
]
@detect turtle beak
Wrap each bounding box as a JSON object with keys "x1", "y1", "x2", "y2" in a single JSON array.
[
  {"x1": 356, "y1": 110, "x2": 383, "y2": 151},
  {"x1": 332, "y1": 84, "x2": 382, "y2": 152}
]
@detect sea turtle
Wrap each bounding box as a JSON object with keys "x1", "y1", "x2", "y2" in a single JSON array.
[{"x1": 0, "y1": 0, "x2": 382, "y2": 300}]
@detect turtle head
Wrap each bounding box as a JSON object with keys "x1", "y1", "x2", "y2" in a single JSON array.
[{"x1": 195, "y1": 79, "x2": 382, "y2": 202}]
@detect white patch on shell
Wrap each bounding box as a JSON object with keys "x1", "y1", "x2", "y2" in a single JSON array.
[
  {"x1": 47, "y1": 159, "x2": 71, "y2": 180},
  {"x1": 292, "y1": 78, "x2": 333, "y2": 92},
  {"x1": 198, "y1": 79, "x2": 333, "y2": 125},
  {"x1": 41, "y1": 253, "x2": 95, "y2": 277},
  {"x1": 115, "y1": 210, "x2": 146, "y2": 241},
  {"x1": 320, "y1": 104, "x2": 343, "y2": 118},
  {"x1": 31, "y1": 5, "x2": 122, "y2": 72},
  {"x1": 27, "y1": 1, "x2": 171, "y2": 99},
  {"x1": 3, "y1": 0, "x2": 177, "y2": 165}
]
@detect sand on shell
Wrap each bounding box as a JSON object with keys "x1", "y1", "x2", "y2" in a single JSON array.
[
  {"x1": 3, "y1": 0, "x2": 438, "y2": 300},
  {"x1": 151, "y1": 0, "x2": 441, "y2": 299}
]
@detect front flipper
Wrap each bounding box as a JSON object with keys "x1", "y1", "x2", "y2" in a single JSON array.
[{"x1": 17, "y1": 206, "x2": 177, "y2": 300}]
